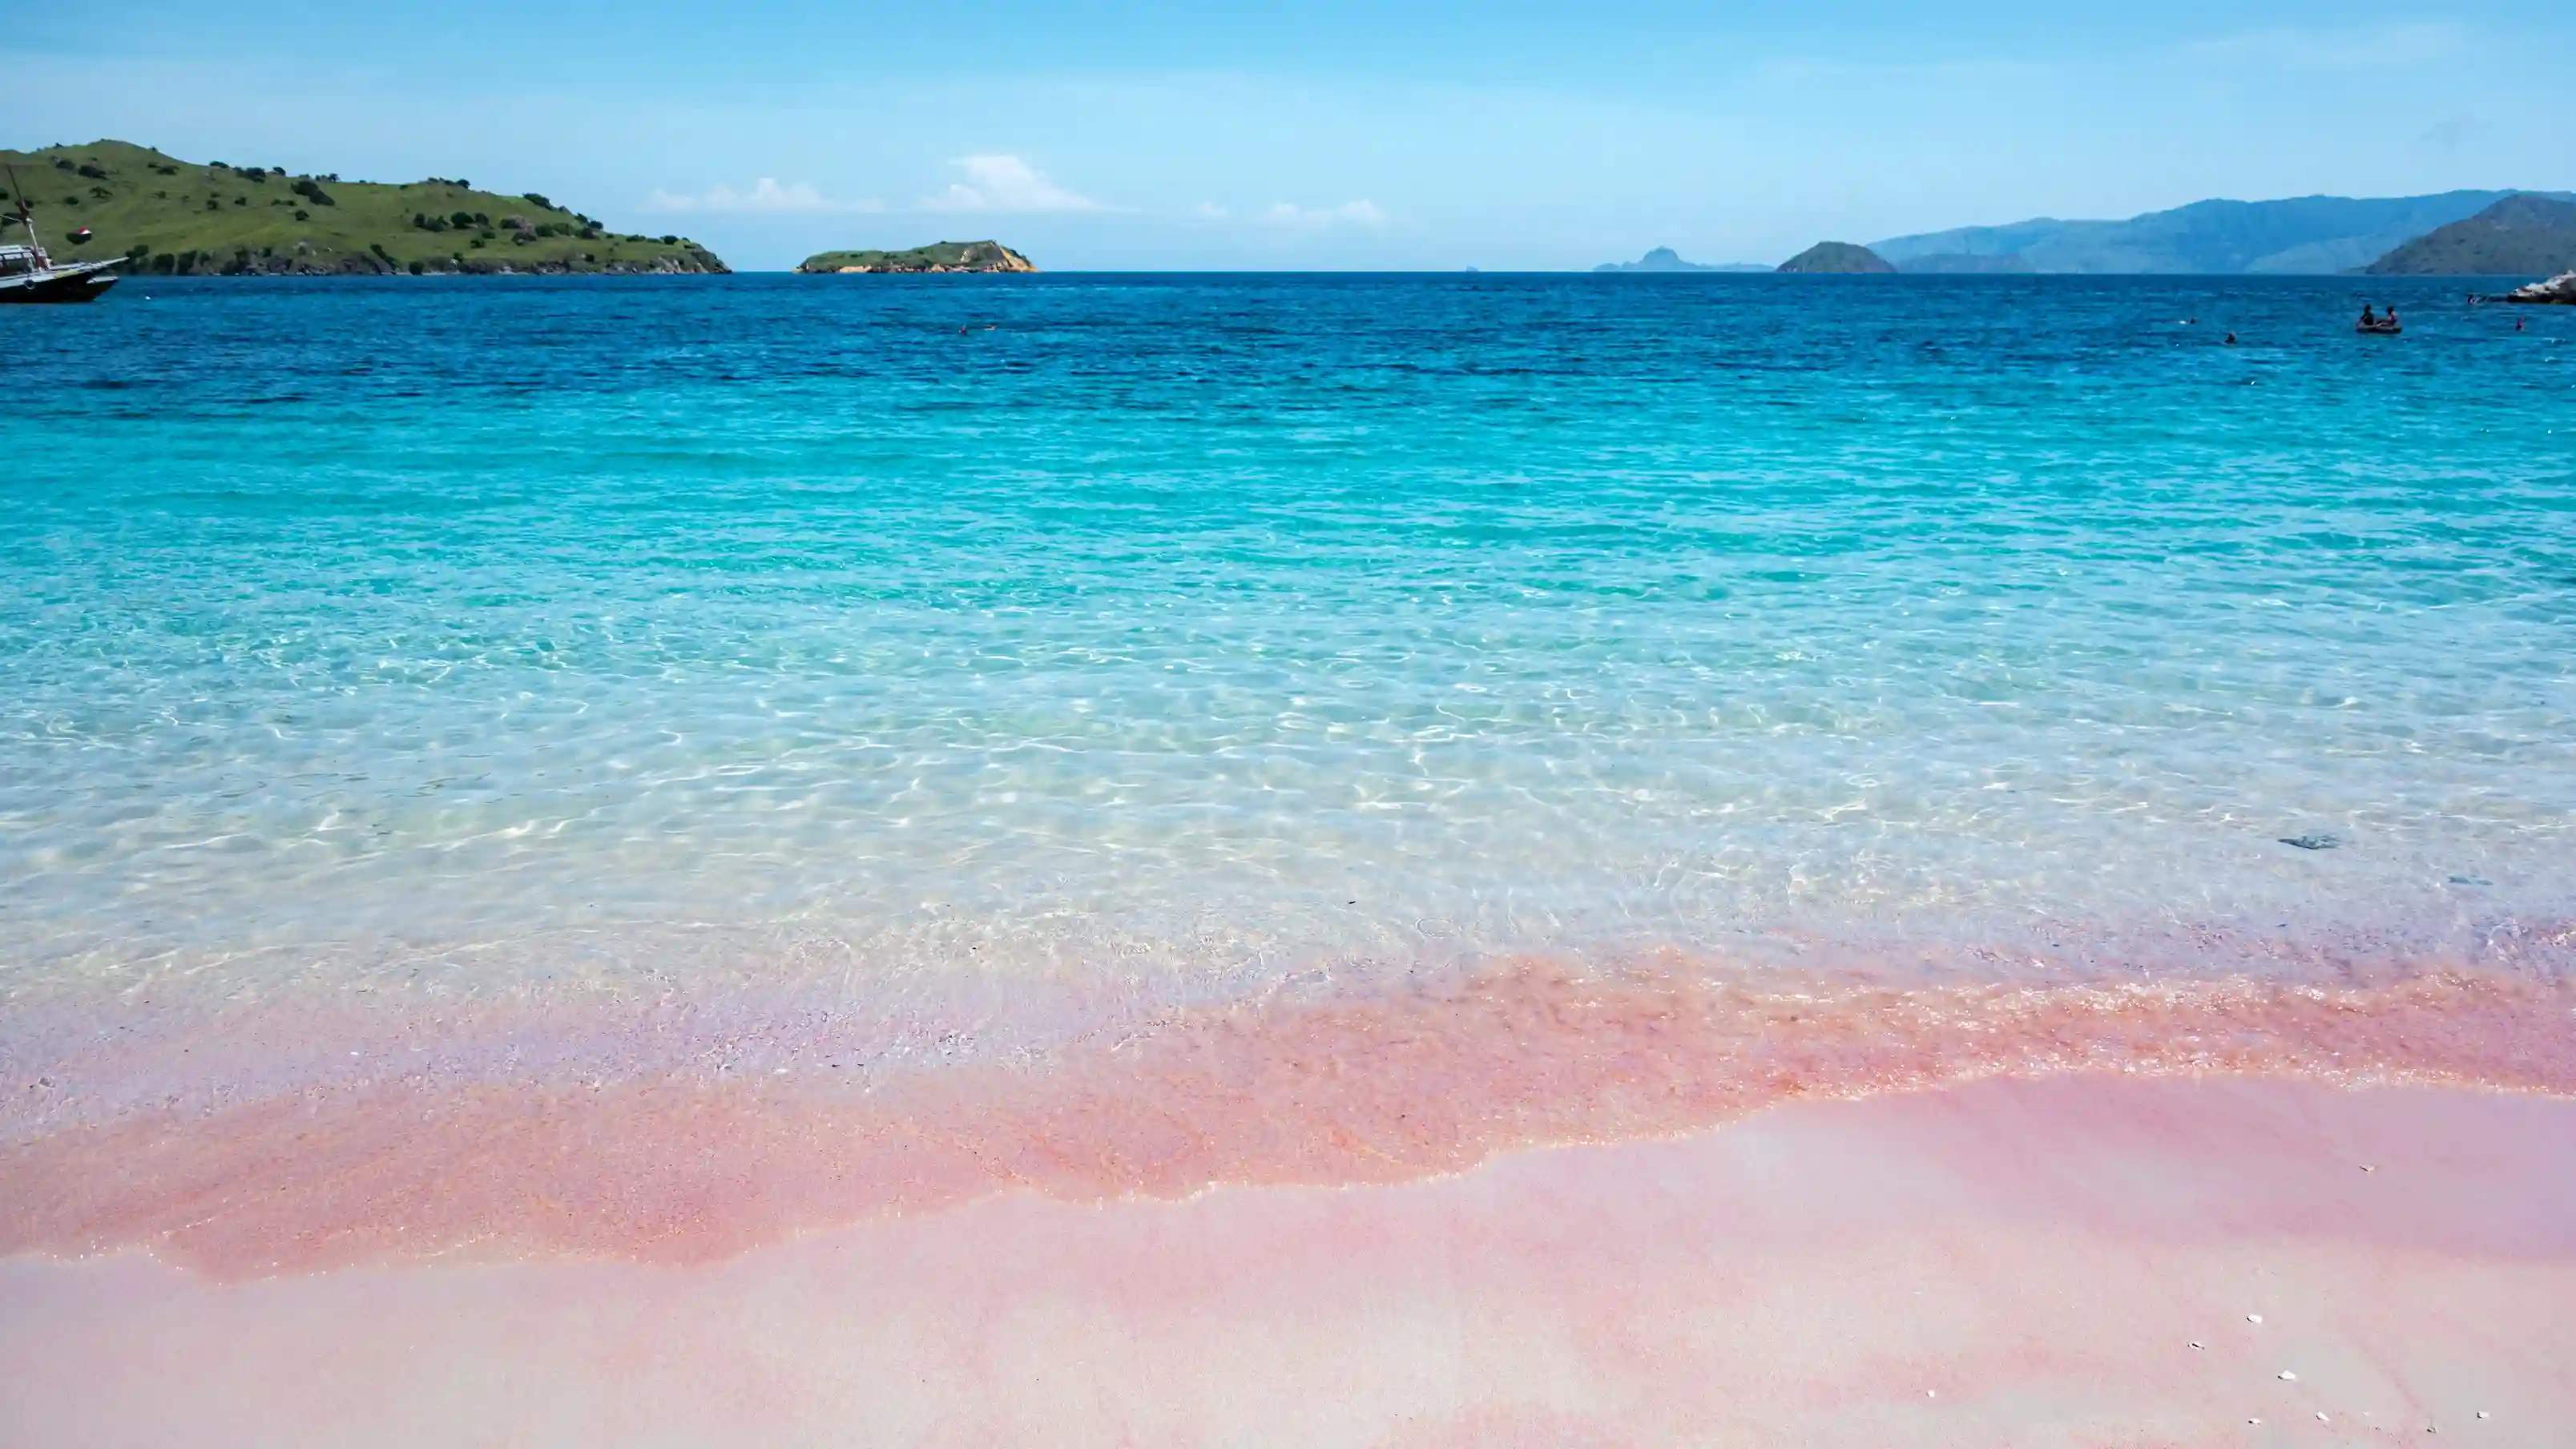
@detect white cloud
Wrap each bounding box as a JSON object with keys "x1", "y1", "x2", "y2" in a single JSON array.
[
  {"x1": 2189, "y1": 22, "x2": 2467, "y2": 71},
  {"x1": 644, "y1": 178, "x2": 881, "y2": 214},
  {"x1": 917, "y1": 155, "x2": 1103, "y2": 213},
  {"x1": 1258, "y1": 200, "x2": 1387, "y2": 229},
  {"x1": 1193, "y1": 201, "x2": 1231, "y2": 220}
]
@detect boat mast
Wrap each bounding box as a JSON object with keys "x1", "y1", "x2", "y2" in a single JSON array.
[{"x1": 3, "y1": 163, "x2": 46, "y2": 266}]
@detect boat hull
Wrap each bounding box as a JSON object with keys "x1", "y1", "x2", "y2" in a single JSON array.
[{"x1": 0, "y1": 268, "x2": 119, "y2": 304}]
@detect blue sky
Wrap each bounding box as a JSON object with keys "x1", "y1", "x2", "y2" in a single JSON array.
[{"x1": 10, "y1": 2, "x2": 2570, "y2": 269}]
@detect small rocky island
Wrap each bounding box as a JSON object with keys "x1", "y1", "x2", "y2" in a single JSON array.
[
  {"x1": 1776, "y1": 241, "x2": 1896, "y2": 274},
  {"x1": 1594, "y1": 247, "x2": 1768, "y2": 274},
  {"x1": 796, "y1": 241, "x2": 1035, "y2": 274},
  {"x1": 2502, "y1": 271, "x2": 2576, "y2": 305},
  {"x1": 0, "y1": 140, "x2": 727, "y2": 276}
]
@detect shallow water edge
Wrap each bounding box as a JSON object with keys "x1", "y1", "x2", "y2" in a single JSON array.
[{"x1": 8, "y1": 940, "x2": 2573, "y2": 1277}]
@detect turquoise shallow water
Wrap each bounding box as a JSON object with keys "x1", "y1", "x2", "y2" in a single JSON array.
[{"x1": 5, "y1": 274, "x2": 2574, "y2": 1011}]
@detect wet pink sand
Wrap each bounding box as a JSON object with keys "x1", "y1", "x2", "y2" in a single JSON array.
[
  {"x1": 6, "y1": 1074, "x2": 2575, "y2": 1447},
  {"x1": 6, "y1": 961, "x2": 2574, "y2": 1274}
]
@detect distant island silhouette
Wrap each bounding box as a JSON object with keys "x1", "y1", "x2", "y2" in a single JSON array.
[{"x1": 1594, "y1": 247, "x2": 1768, "y2": 274}]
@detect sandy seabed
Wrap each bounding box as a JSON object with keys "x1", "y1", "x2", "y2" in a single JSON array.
[{"x1": 6, "y1": 1073, "x2": 2575, "y2": 1447}]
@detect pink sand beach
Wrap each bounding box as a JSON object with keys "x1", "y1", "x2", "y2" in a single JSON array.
[
  {"x1": 6, "y1": 1074, "x2": 2574, "y2": 1446},
  {"x1": 6, "y1": 956, "x2": 2575, "y2": 1445}
]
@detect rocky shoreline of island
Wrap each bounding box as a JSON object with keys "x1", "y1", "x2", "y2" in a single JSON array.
[
  {"x1": 127, "y1": 248, "x2": 727, "y2": 277},
  {"x1": 796, "y1": 240, "x2": 1035, "y2": 274}
]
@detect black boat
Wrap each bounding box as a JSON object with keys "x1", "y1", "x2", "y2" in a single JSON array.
[{"x1": 0, "y1": 165, "x2": 121, "y2": 304}]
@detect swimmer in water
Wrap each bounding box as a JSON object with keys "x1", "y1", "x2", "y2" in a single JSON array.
[{"x1": 2224, "y1": 332, "x2": 2237, "y2": 345}]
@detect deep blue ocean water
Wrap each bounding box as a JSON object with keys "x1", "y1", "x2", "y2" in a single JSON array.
[{"x1": 5, "y1": 273, "x2": 2574, "y2": 1006}]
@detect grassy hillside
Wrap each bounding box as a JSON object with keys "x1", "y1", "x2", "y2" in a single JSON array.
[
  {"x1": 2365, "y1": 196, "x2": 2576, "y2": 276},
  {"x1": 0, "y1": 140, "x2": 726, "y2": 276},
  {"x1": 796, "y1": 240, "x2": 1034, "y2": 273}
]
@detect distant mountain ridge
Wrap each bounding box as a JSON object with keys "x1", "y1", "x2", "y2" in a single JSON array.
[
  {"x1": 1874, "y1": 191, "x2": 2573, "y2": 275},
  {"x1": 1897, "y1": 253, "x2": 2034, "y2": 275},
  {"x1": 2365, "y1": 196, "x2": 2576, "y2": 276}
]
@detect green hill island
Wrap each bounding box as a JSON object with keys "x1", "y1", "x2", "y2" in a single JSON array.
[
  {"x1": 1777, "y1": 241, "x2": 1896, "y2": 274},
  {"x1": 796, "y1": 240, "x2": 1035, "y2": 273},
  {"x1": 2364, "y1": 195, "x2": 2576, "y2": 276},
  {"x1": 0, "y1": 140, "x2": 727, "y2": 276}
]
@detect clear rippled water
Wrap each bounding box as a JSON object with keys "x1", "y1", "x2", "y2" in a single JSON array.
[{"x1": 6, "y1": 273, "x2": 2574, "y2": 1011}]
